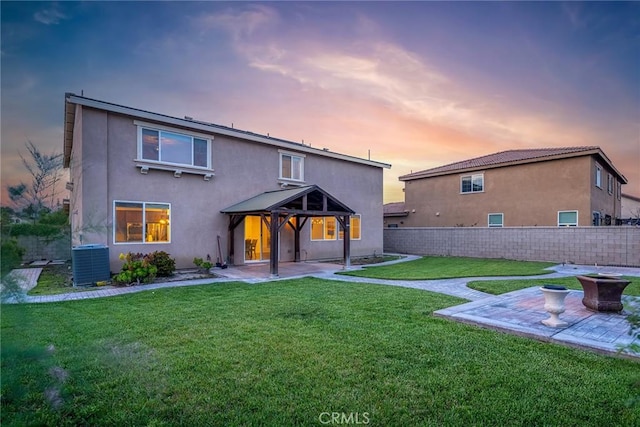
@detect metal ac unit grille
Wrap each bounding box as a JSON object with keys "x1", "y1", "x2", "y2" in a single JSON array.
[{"x1": 72, "y1": 244, "x2": 110, "y2": 286}]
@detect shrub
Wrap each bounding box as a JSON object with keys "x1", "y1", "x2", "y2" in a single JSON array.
[
  {"x1": 113, "y1": 252, "x2": 157, "y2": 285},
  {"x1": 193, "y1": 257, "x2": 213, "y2": 271},
  {"x1": 0, "y1": 238, "x2": 25, "y2": 277},
  {"x1": 148, "y1": 251, "x2": 176, "y2": 277}
]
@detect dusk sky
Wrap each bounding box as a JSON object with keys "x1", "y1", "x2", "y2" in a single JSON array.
[{"x1": 2, "y1": 1, "x2": 639, "y2": 206}]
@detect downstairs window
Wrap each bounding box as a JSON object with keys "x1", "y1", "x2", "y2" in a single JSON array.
[{"x1": 114, "y1": 201, "x2": 171, "y2": 243}]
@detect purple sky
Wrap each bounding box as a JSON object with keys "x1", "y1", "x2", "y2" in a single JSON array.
[{"x1": 2, "y1": 1, "x2": 639, "y2": 205}]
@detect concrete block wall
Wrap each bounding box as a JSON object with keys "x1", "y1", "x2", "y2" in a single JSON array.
[
  {"x1": 17, "y1": 235, "x2": 72, "y2": 263},
  {"x1": 384, "y1": 227, "x2": 640, "y2": 267}
]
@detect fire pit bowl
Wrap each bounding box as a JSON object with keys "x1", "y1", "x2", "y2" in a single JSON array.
[{"x1": 575, "y1": 275, "x2": 631, "y2": 313}]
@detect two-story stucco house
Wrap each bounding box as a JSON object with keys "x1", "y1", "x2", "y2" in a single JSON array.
[
  {"x1": 63, "y1": 93, "x2": 390, "y2": 275},
  {"x1": 398, "y1": 147, "x2": 627, "y2": 227}
]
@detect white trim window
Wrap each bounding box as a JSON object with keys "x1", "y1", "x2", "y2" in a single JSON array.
[
  {"x1": 339, "y1": 215, "x2": 362, "y2": 240},
  {"x1": 279, "y1": 151, "x2": 305, "y2": 182},
  {"x1": 617, "y1": 182, "x2": 622, "y2": 201},
  {"x1": 488, "y1": 213, "x2": 503, "y2": 227},
  {"x1": 461, "y1": 174, "x2": 484, "y2": 194},
  {"x1": 114, "y1": 201, "x2": 171, "y2": 243},
  {"x1": 558, "y1": 210, "x2": 578, "y2": 227},
  {"x1": 137, "y1": 123, "x2": 211, "y2": 169},
  {"x1": 595, "y1": 163, "x2": 602, "y2": 188},
  {"x1": 310, "y1": 216, "x2": 336, "y2": 241}
]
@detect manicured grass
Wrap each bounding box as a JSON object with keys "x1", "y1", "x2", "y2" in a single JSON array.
[
  {"x1": 340, "y1": 256, "x2": 557, "y2": 280},
  {"x1": 468, "y1": 276, "x2": 640, "y2": 296},
  {"x1": 2, "y1": 278, "x2": 639, "y2": 426}
]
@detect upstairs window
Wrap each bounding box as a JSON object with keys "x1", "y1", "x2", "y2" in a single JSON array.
[
  {"x1": 461, "y1": 174, "x2": 484, "y2": 193},
  {"x1": 607, "y1": 174, "x2": 613, "y2": 195},
  {"x1": 617, "y1": 182, "x2": 622, "y2": 200},
  {"x1": 138, "y1": 125, "x2": 210, "y2": 168},
  {"x1": 280, "y1": 151, "x2": 304, "y2": 181},
  {"x1": 595, "y1": 163, "x2": 602, "y2": 188}
]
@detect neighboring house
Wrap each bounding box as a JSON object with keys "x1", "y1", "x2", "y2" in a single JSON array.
[
  {"x1": 63, "y1": 93, "x2": 390, "y2": 275},
  {"x1": 383, "y1": 202, "x2": 408, "y2": 228},
  {"x1": 621, "y1": 193, "x2": 640, "y2": 225},
  {"x1": 398, "y1": 147, "x2": 627, "y2": 227}
]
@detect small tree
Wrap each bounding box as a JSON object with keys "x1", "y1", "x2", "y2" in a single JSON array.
[{"x1": 7, "y1": 141, "x2": 64, "y2": 222}]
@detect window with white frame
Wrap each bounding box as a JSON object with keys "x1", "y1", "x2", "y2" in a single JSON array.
[
  {"x1": 607, "y1": 174, "x2": 613, "y2": 194},
  {"x1": 338, "y1": 215, "x2": 361, "y2": 240},
  {"x1": 279, "y1": 151, "x2": 304, "y2": 181},
  {"x1": 617, "y1": 182, "x2": 622, "y2": 200},
  {"x1": 138, "y1": 124, "x2": 211, "y2": 168},
  {"x1": 488, "y1": 213, "x2": 503, "y2": 227},
  {"x1": 114, "y1": 201, "x2": 171, "y2": 243},
  {"x1": 310, "y1": 216, "x2": 336, "y2": 240},
  {"x1": 310, "y1": 215, "x2": 362, "y2": 241},
  {"x1": 595, "y1": 163, "x2": 602, "y2": 188},
  {"x1": 558, "y1": 210, "x2": 578, "y2": 227},
  {"x1": 461, "y1": 174, "x2": 484, "y2": 193}
]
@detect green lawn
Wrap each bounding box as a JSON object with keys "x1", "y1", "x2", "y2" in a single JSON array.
[
  {"x1": 2, "y1": 278, "x2": 639, "y2": 426},
  {"x1": 468, "y1": 276, "x2": 640, "y2": 296},
  {"x1": 339, "y1": 256, "x2": 557, "y2": 280}
]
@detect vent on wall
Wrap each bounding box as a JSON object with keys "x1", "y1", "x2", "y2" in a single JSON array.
[{"x1": 72, "y1": 244, "x2": 111, "y2": 286}]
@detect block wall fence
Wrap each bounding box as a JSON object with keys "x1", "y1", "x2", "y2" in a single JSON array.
[
  {"x1": 17, "y1": 235, "x2": 72, "y2": 263},
  {"x1": 383, "y1": 227, "x2": 640, "y2": 267}
]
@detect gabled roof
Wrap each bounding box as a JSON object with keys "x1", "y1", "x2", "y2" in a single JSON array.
[
  {"x1": 399, "y1": 146, "x2": 627, "y2": 183},
  {"x1": 220, "y1": 185, "x2": 354, "y2": 215},
  {"x1": 63, "y1": 93, "x2": 391, "y2": 170}
]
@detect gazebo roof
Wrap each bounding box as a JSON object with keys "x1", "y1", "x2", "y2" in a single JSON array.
[{"x1": 220, "y1": 185, "x2": 354, "y2": 216}]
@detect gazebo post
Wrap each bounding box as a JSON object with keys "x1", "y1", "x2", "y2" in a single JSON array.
[
  {"x1": 343, "y1": 215, "x2": 351, "y2": 269},
  {"x1": 270, "y1": 210, "x2": 279, "y2": 278},
  {"x1": 294, "y1": 215, "x2": 301, "y2": 262}
]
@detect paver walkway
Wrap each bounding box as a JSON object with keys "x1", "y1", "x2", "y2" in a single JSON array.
[{"x1": 3, "y1": 256, "x2": 639, "y2": 358}]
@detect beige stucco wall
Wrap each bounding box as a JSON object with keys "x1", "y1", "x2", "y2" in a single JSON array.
[
  {"x1": 621, "y1": 194, "x2": 640, "y2": 220},
  {"x1": 402, "y1": 156, "x2": 623, "y2": 227},
  {"x1": 589, "y1": 157, "x2": 622, "y2": 224},
  {"x1": 70, "y1": 107, "x2": 385, "y2": 271}
]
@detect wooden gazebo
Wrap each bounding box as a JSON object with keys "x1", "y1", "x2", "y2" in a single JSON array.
[{"x1": 220, "y1": 185, "x2": 354, "y2": 277}]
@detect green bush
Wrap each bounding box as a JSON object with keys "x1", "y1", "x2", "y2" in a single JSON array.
[
  {"x1": 113, "y1": 252, "x2": 157, "y2": 285},
  {"x1": 148, "y1": 251, "x2": 176, "y2": 277},
  {"x1": 0, "y1": 238, "x2": 25, "y2": 277},
  {"x1": 193, "y1": 257, "x2": 213, "y2": 271}
]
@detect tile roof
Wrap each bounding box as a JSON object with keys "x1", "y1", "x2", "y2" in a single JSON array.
[
  {"x1": 399, "y1": 146, "x2": 626, "y2": 183},
  {"x1": 383, "y1": 202, "x2": 407, "y2": 215}
]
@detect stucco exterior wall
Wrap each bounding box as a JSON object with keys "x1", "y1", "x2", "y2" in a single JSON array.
[
  {"x1": 589, "y1": 157, "x2": 622, "y2": 224},
  {"x1": 384, "y1": 227, "x2": 640, "y2": 267},
  {"x1": 70, "y1": 107, "x2": 385, "y2": 271},
  {"x1": 402, "y1": 156, "x2": 624, "y2": 227},
  {"x1": 622, "y1": 194, "x2": 640, "y2": 220}
]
